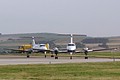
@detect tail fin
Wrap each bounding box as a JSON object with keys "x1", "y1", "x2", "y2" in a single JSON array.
[
  {"x1": 32, "y1": 37, "x2": 36, "y2": 46},
  {"x1": 70, "y1": 34, "x2": 73, "y2": 43}
]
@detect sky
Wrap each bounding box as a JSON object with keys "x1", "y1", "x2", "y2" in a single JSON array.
[{"x1": 0, "y1": 0, "x2": 120, "y2": 37}]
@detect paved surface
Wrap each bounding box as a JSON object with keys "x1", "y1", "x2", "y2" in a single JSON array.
[{"x1": 0, "y1": 56, "x2": 119, "y2": 65}]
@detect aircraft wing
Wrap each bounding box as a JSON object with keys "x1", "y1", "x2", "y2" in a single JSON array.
[
  {"x1": 73, "y1": 48, "x2": 117, "y2": 54},
  {"x1": 56, "y1": 50, "x2": 82, "y2": 53},
  {"x1": 92, "y1": 48, "x2": 117, "y2": 52},
  {"x1": 32, "y1": 48, "x2": 54, "y2": 53}
]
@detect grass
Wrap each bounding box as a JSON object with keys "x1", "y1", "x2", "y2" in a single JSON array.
[
  {"x1": 0, "y1": 52, "x2": 120, "y2": 79},
  {"x1": 1, "y1": 51, "x2": 120, "y2": 59},
  {"x1": 0, "y1": 62, "x2": 120, "y2": 80},
  {"x1": 88, "y1": 52, "x2": 120, "y2": 58}
]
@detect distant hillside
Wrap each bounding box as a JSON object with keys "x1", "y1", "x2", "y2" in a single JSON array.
[
  {"x1": 0, "y1": 33, "x2": 120, "y2": 51},
  {"x1": 0, "y1": 33, "x2": 87, "y2": 49}
]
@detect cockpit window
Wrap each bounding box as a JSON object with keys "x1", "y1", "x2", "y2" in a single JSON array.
[
  {"x1": 68, "y1": 44, "x2": 75, "y2": 46},
  {"x1": 40, "y1": 44, "x2": 45, "y2": 47}
]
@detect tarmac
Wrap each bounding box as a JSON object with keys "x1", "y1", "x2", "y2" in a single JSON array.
[{"x1": 0, "y1": 56, "x2": 119, "y2": 65}]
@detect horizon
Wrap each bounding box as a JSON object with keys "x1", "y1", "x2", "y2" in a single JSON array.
[
  {"x1": 0, "y1": 0, "x2": 120, "y2": 37},
  {"x1": 1, "y1": 32, "x2": 119, "y2": 38}
]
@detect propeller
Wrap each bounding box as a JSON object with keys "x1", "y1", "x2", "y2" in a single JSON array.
[
  {"x1": 53, "y1": 47, "x2": 59, "y2": 59},
  {"x1": 83, "y1": 47, "x2": 89, "y2": 56},
  {"x1": 53, "y1": 47, "x2": 59, "y2": 55}
]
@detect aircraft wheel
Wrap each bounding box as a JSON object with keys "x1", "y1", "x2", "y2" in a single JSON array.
[
  {"x1": 51, "y1": 55, "x2": 54, "y2": 57},
  {"x1": 85, "y1": 57, "x2": 88, "y2": 59},
  {"x1": 45, "y1": 55, "x2": 46, "y2": 58},
  {"x1": 70, "y1": 56, "x2": 72, "y2": 59},
  {"x1": 27, "y1": 55, "x2": 30, "y2": 58},
  {"x1": 55, "y1": 56, "x2": 58, "y2": 59}
]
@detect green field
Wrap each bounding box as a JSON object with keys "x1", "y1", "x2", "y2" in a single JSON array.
[
  {"x1": 0, "y1": 62, "x2": 120, "y2": 80},
  {"x1": 0, "y1": 52, "x2": 120, "y2": 80},
  {"x1": 2, "y1": 51, "x2": 120, "y2": 59}
]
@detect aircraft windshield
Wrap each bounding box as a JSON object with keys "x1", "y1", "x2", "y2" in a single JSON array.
[
  {"x1": 40, "y1": 44, "x2": 45, "y2": 47},
  {"x1": 68, "y1": 44, "x2": 75, "y2": 46}
]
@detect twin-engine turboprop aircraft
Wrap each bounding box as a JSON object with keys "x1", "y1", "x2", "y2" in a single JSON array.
[
  {"x1": 53, "y1": 34, "x2": 81, "y2": 59},
  {"x1": 52, "y1": 34, "x2": 117, "y2": 59},
  {"x1": 4, "y1": 37, "x2": 51, "y2": 58},
  {"x1": 31, "y1": 37, "x2": 51, "y2": 58}
]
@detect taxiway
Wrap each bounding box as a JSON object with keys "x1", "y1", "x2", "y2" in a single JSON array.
[{"x1": 0, "y1": 56, "x2": 119, "y2": 65}]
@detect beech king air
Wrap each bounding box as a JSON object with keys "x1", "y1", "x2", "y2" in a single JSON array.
[
  {"x1": 31, "y1": 37, "x2": 50, "y2": 58},
  {"x1": 53, "y1": 34, "x2": 117, "y2": 59},
  {"x1": 66, "y1": 34, "x2": 77, "y2": 59},
  {"x1": 7, "y1": 37, "x2": 52, "y2": 58},
  {"x1": 53, "y1": 34, "x2": 78, "y2": 59}
]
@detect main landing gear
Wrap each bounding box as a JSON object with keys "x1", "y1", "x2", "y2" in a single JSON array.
[
  {"x1": 26, "y1": 51, "x2": 32, "y2": 58},
  {"x1": 44, "y1": 51, "x2": 47, "y2": 58}
]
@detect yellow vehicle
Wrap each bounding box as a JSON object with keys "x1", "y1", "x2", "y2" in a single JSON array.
[
  {"x1": 6, "y1": 44, "x2": 32, "y2": 53},
  {"x1": 19, "y1": 44, "x2": 32, "y2": 51}
]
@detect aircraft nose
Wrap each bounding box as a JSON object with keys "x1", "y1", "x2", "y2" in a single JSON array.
[{"x1": 69, "y1": 47, "x2": 74, "y2": 50}]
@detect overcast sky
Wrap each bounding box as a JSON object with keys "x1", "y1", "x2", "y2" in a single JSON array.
[{"x1": 0, "y1": 0, "x2": 120, "y2": 37}]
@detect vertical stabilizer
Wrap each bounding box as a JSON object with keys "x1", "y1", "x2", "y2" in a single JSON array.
[
  {"x1": 70, "y1": 34, "x2": 73, "y2": 43},
  {"x1": 32, "y1": 37, "x2": 36, "y2": 46}
]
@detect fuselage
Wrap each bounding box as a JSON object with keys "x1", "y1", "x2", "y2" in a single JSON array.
[
  {"x1": 33, "y1": 44, "x2": 47, "y2": 49},
  {"x1": 32, "y1": 37, "x2": 48, "y2": 53},
  {"x1": 67, "y1": 43, "x2": 76, "y2": 53},
  {"x1": 66, "y1": 34, "x2": 76, "y2": 53}
]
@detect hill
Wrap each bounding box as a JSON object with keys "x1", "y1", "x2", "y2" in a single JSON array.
[
  {"x1": 0, "y1": 33, "x2": 87, "y2": 50},
  {"x1": 0, "y1": 33, "x2": 120, "y2": 52}
]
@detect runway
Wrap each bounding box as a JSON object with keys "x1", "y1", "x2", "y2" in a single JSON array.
[{"x1": 0, "y1": 56, "x2": 119, "y2": 65}]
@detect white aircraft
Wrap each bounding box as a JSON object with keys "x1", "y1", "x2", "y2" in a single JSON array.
[
  {"x1": 53, "y1": 34, "x2": 78, "y2": 59},
  {"x1": 66, "y1": 34, "x2": 77, "y2": 59},
  {"x1": 53, "y1": 34, "x2": 117, "y2": 59},
  {"x1": 32, "y1": 37, "x2": 50, "y2": 58}
]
